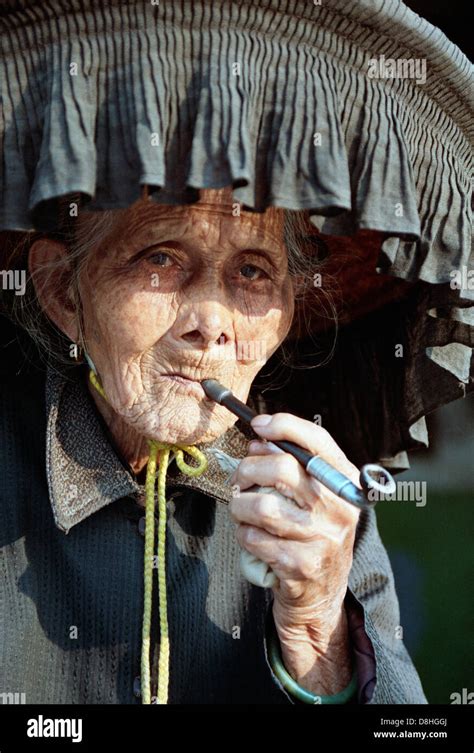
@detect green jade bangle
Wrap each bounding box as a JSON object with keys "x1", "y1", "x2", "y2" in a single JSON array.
[{"x1": 267, "y1": 621, "x2": 358, "y2": 705}]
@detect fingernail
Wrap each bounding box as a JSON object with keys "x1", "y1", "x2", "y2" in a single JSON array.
[
  {"x1": 251, "y1": 414, "x2": 272, "y2": 428},
  {"x1": 248, "y1": 440, "x2": 261, "y2": 452}
]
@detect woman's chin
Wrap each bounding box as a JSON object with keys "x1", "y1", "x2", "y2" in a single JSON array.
[
  {"x1": 148, "y1": 424, "x2": 231, "y2": 446},
  {"x1": 127, "y1": 392, "x2": 234, "y2": 446}
]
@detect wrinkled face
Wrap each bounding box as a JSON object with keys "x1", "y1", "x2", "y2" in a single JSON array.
[{"x1": 76, "y1": 189, "x2": 295, "y2": 444}]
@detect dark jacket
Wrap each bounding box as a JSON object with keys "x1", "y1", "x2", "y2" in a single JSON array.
[{"x1": 0, "y1": 366, "x2": 427, "y2": 704}]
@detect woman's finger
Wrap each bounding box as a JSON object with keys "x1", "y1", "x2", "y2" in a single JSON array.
[
  {"x1": 247, "y1": 439, "x2": 284, "y2": 456},
  {"x1": 230, "y1": 490, "x2": 318, "y2": 540},
  {"x1": 250, "y1": 413, "x2": 359, "y2": 483},
  {"x1": 235, "y1": 524, "x2": 328, "y2": 582},
  {"x1": 230, "y1": 452, "x2": 358, "y2": 525},
  {"x1": 230, "y1": 452, "x2": 320, "y2": 510}
]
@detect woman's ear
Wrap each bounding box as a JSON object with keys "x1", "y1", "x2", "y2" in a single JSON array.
[{"x1": 28, "y1": 238, "x2": 80, "y2": 342}]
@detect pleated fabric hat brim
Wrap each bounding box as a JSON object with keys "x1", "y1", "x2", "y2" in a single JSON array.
[{"x1": 0, "y1": 0, "x2": 472, "y2": 468}]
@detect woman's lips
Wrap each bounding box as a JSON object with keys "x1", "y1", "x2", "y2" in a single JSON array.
[{"x1": 159, "y1": 373, "x2": 207, "y2": 399}]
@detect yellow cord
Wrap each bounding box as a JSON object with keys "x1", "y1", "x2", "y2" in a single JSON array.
[
  {"x1": 89, "y1": 369, "x2": 107, "y2": 400},
  {"x1": 88, "y1": 368, "x2": 208, "y2": 704}
]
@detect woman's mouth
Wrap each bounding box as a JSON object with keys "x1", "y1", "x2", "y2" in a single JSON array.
[{"x1": 159, "y1": 373, "x2": 207, "y2": 399}]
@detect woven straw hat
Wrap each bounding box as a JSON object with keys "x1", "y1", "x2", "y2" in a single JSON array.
[{"x1": 0, "y1": 0, "x2": 473, "y2": 469}]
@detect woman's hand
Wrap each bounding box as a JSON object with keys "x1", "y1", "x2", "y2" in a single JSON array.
[{"x1": 228, "y1": 412, "x2": 361, "y2": 695}]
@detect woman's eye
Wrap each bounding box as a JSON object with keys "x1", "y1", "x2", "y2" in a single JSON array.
[
  {"x1": 239, "y1": 264, "x2": 267, "y2": 280},
  {"x1": 147, "y1": 251, "x2": 174, "y2": 267}
]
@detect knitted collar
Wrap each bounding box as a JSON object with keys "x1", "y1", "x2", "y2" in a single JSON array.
[{"x1": 45, "y1": 365, "x2": 250, "y2": 535}]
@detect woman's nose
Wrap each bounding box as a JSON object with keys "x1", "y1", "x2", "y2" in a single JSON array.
[{"x1": 176, "y1": 302, "x2": 233, "y2": 349}]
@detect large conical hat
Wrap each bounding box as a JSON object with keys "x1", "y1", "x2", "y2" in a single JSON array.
[{"x1": 0, "y1": 0, "x2": 472, "y2": 469}]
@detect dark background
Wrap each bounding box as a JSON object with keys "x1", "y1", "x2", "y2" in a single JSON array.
[{"x1": 405, "y1": 0, "x2": 472, "y2": 58}]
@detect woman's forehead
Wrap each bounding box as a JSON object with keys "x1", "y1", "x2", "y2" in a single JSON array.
[
  {"x1": 79, "y1": 187, "x2": 286, "y2": 247},
  {"x1": 140, "y1": 187, "x2": 284, "y2": 229}
]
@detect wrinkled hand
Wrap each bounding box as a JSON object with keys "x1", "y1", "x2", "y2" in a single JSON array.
[{"x1": 229, "y1": 413, "x2": 361, "y2": 692}]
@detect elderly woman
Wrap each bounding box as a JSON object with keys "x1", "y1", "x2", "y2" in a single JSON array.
[
  {"x1": 0, "y1": 187, "x2": 427, "y2": 705},
  {"x1": 1, "y1": 0, "x2": 471, "y2": 709}
]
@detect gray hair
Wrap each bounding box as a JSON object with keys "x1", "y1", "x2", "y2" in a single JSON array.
[{"x1": 6, "y1": 197, "x2": 338, "y2": 370}]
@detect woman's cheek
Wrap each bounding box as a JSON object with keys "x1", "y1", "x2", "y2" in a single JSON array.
[{"x1": 95, "y1": 287, "x2": 174, "y2": 354}]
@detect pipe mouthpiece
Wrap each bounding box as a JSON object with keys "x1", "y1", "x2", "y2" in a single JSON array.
[{"x1": 201, "y1": 379, "x2": 231, "y2": 404}]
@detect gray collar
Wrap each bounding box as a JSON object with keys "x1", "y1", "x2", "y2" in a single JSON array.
[{"x1": 45, "y1": 366, "x2": 251, "y2": 534}]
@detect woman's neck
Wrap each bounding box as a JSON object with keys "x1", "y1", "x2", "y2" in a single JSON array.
[{"x1": 87, "y1": 378, "x2": 151, "y2": 476}]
